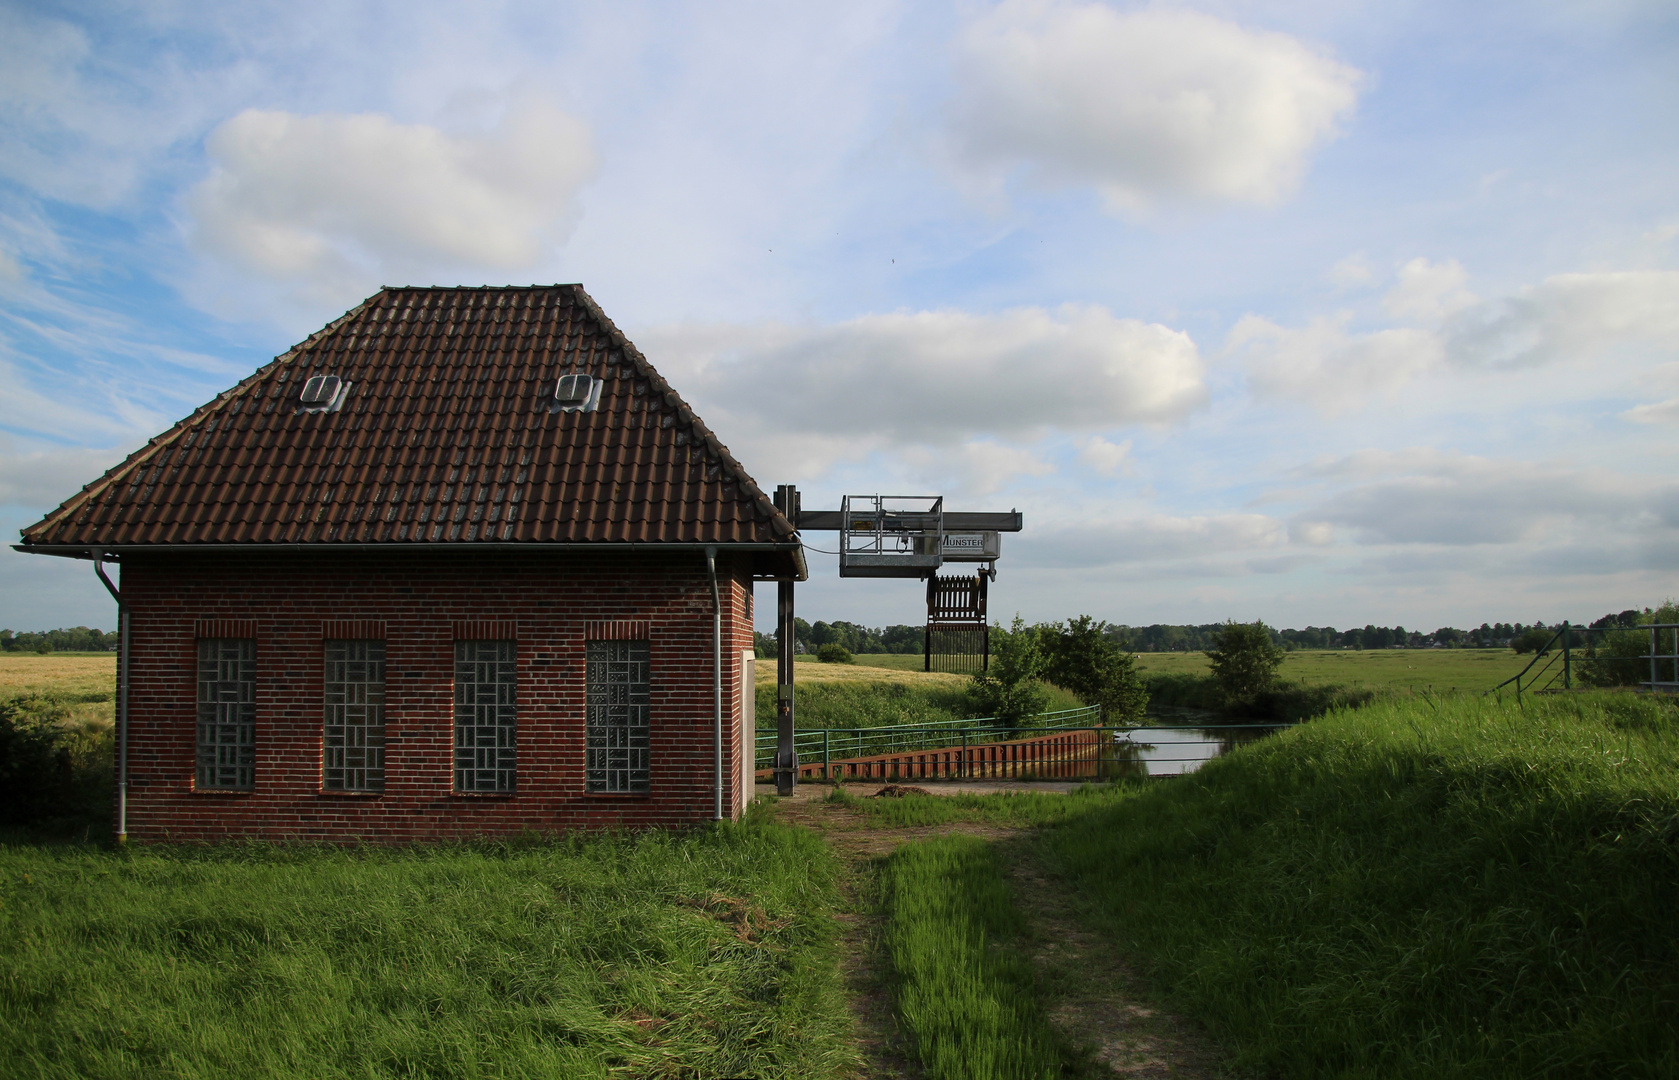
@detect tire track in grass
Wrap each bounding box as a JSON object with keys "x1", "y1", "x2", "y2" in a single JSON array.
[{"x1": 768, "y1": 782, "x2": 1230, "y2": 1079}]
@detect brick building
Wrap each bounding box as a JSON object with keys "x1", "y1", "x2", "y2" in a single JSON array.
[{"x1": 16, "y1": 285, "x2": 805, "y2": 842}]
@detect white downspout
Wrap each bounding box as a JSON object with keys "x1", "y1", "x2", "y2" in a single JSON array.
[
  {"x1": 93, "y1": 553, "x2": 128, "y2": 845},
  {"x1": 705, "y1": 547, "x2": 723, "y2": 821}
]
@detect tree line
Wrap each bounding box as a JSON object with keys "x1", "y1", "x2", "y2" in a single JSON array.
[
  {"x1": 1112, "y1": 610, "x2": 1659, "y2": 653},
  {"x1": 0, "y1": 628, "x2": 117, "y2": 653}
]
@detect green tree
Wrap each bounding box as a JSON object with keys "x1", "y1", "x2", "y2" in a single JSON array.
[
  {"x1": 1579, "y1": 601, "x2": 1679, "y2": 687},
  {"x1": 968, "y1": 615, "x2": 1049, "y2": 724},
  {"x1": 816, "y1": 643, "x2": 853, "y2": 664},
  {"x1": 1206, "y1": 620, "x2": 1284, "y2": 705},
  {"x1": 1039, "y1": 615, "x2": 1148, "y2": 724}
]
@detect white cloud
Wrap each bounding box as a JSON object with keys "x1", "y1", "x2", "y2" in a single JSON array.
[
  {"x1": 0, "y1": 443, "x2": 128, "y2": 511},
  {"x1": 1444, "y1": 270, "x2": 1679, "y2": 369},
  {"x1": 1017, "y1": 512, "x2": 1286, "y2": 569},
  {"x1": 642, "y1": 304, "x2": 1206, "y2": 478},
  {"x1": 1236, "y1": 267, "x2": 1679, "y2": 410},
  {"x1": 1623, "y1": 397, "x2": 1679, "y2": 424},
  {"x1": 1327, "y1": 252, "x2": 1375, "y2": 290},
  {"x1": 1230, "y1": 313, "x2": 1442, "y2": 411},
  {"x1": 1077, "y1": 435, "x2": 1132, "y2": 476},
  {"x1": 948, "y1": 2, "x2": 1362, "y2": 212},
  {"x1": 187, "y1": 102, "x2": 596, "y2": 303},
  {"x1": 1382, "y1": 257, "x2": 1477, "y2": 322},
  {"x1": 1299, "y1": 452, "x2": 1674, "y2": 546},
  {"x1": 1291, "y1": 520, "x2": 1335, "y2": 546}
]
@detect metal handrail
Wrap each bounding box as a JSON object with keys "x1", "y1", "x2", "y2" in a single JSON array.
[
  {"x1": 754, "y1": 704, "x2": 1102, "y2": 768},
  {"x1": 1487, "y1": 622, "x2": 1679, "y2": 699}
]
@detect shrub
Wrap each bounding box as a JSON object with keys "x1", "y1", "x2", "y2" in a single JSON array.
[
  {"x1": 815, "y1": 643, "x2": 853, "y2": 664},
  {"x1": 1206, "y1": 620, "x2": 1284, "y2": 705},
  {"x1": 968, "y1": 615, "x2": 1049, "y2": 724},
  {"x1": 1578, "y1": 601, "x2": 1679, "y2": 687},
  {"x1": 1511, "y1": 626, "x2": 1555, "y2": 654}
]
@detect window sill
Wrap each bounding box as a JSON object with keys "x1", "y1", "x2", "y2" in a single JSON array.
[
  {"x1": 191, "y1": 786, "x2": 253, "y2": 796},
  {"x1": 583, "y1": 790, "x2": 652, "y2": 799},
  {"x1": 449, "y1": 790, "x2": 517, "y2": 800},
  {"x1": 318, "y1": 789, "x2": 385, "y2": 798}
]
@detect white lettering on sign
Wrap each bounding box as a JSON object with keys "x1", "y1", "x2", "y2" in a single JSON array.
[{"x1": 945, "y1": 535, "x2": 983, "y2": 549}]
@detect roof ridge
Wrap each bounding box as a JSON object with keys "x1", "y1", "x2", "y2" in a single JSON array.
[{"x1": 24, "y1": 294, "x2": 380, "y2": 542}]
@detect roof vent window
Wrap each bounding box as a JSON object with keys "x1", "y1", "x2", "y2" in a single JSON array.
[
  {"x1": 552, "y1": 373, "x2": 601, "y2": 414},
  {"x1": 298, "y1": 374, "x2": 349, "y2": 413}
]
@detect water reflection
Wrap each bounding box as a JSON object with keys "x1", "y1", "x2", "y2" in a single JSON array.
[{"x1": 1117, "y1": 709, "x2": 1286, "y2": 777}]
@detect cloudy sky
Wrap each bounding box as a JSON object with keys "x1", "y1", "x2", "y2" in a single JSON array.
[{"x1": 2, "y1": 0, "x2": 1676, "y2": 635}]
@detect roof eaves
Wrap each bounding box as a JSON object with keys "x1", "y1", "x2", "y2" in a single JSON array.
[{"x1": 19, "y1": 294, "x2": 382, "y2": 542}]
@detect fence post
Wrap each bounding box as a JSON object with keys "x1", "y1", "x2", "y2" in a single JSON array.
[
  {"x1": 1563, "y1": 623, "x2": 1572, "y2": 690},
  {"x1": 823, "y1": 729, "x2": 830, "y2": 781}
]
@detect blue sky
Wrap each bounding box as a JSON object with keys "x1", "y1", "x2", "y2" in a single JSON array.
[{"x1": 2, "y1": 0, "x2": 1676, "y2": 635}]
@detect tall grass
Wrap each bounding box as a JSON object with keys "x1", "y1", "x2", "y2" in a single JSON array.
[
  {"x1": 881, "y1": 835, "x2": 1061, "y2": 1080},
  {"x1": 0, "y1": 816, "x2": 857, "y2": 1079},
  {"x1": 1045, "y1": 690, "x2": 1679, "y2": 1077}
]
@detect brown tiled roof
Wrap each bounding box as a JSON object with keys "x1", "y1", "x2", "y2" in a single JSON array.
[{"x1": 19, "y1": 285, "x2": 802, "y2": 575}]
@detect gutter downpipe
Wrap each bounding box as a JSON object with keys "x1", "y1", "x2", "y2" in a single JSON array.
[
  {"x1": 93, "y1": 553, "x2": 128, "y2": 845},
  {"x1": 705, "y1": 546, "x2": 723, "y2": 822}
]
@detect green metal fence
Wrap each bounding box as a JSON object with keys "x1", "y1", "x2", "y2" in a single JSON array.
[{"x1": 753, "y1": 704, "x2": 1102, "y2": 773}]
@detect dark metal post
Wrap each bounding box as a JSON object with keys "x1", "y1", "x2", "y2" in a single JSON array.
[
  {"x1": 776, "y1": 578, "x2": 797, "y2": 794},
  {"x1": 773, "y1": 484, "x2": 799, "y2": 796},
  {"x1": 1563, "y1": 622, "x2": 1572, "y2": 690},
  {"x1": 924, "y1": 575, "x2": 934, "y2": 673}
]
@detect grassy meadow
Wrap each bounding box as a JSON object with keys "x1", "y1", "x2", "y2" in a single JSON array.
[
  {"x1": 0, "y1": 816, "x2": 857, "y2": 1080},
  {"x1": 1134, "y1": 646, "x2": 1532, "y2": 693}
]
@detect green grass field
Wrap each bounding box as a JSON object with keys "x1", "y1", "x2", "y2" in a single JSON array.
[
  {"x1": 855, "y1": 690, "x2": 1679, "y2": 1077},
  {"x1": 0, "y1": 818, "x2": 857, "y2": 1080},
  {"x1": 1135, "y1": 646, "x2": 1533, "y2": 692},
  {"x1": 808, "y1": 645, "x2": 1534, "y2": 692}
]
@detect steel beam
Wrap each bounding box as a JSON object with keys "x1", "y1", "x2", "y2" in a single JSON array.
[{"x1": 795, "y1": 510, "x2": 1023, "y2": 533}]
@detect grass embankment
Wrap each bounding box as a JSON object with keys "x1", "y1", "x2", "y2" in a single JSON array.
[
  {"x1": 881, "y1": 835, "x2": 1060, "y2": 1080},
  {"x1": 1035, "y1": 691, "x2": 1679, "y2": 1076},
  {"x1": 0, "y1": 815, "x2": 857, "y2": 1079},
  {"x1": 1137, "y1": 649, "x2": 1533, "y2": 722},
  {"x1": 755, "y1": 662, "x2": 1082, "y2": 730}
]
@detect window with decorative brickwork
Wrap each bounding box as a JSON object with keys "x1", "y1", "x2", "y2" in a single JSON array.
[
  {"x1": 454, "y1": 640, "x2": 517, "y2": 792},
  {"x1": 196, "y1": 638, "x2": 255, "y2": 789},
  {"x1": 585, "y1": 640, "x2": 649, "y2": 793},
  {"x1": 323, "y1": 640, "x2": 385, "y2": 791}
]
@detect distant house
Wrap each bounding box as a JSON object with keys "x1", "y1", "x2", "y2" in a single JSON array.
[{"x1": 16, "y1": 285, "x2": 804, "y2": 842}]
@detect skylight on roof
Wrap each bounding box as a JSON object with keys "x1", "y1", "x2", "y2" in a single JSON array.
[
  {"x1": 298, "y1": 374, "x2": 349, "y2": 413},
  {"x1": 552, "y1": 373, "x2": 601, "y2": 413}
]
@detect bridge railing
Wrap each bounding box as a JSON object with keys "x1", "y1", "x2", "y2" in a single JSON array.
[{"x1": 753, "y1": 704, "x2": 1102, "y2": 772}]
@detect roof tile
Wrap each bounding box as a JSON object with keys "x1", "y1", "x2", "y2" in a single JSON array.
[{"x1": 21, "y1": 285, "x2": 798, "y2": 561}]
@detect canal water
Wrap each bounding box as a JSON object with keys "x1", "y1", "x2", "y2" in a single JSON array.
[{"x1": 1118, "y1": 709, "x2": 1286, "y2": 776}]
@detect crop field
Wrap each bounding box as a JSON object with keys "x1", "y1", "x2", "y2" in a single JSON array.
[
  {"x1": 0, "y1": 652, "x2": 116, "y2": 701},
  {"x1": 1134, "y1": 646, "x2": 1532, "y2": 692}
]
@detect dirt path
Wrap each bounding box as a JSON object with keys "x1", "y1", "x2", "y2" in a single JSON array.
[{"x1": 763, "y1": 781, "x2": 1231, "y2": 1080}]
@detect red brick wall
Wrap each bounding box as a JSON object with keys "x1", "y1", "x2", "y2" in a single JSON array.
[{"x1": 117, "y1": 548, "x2": 757, "y2": 842}]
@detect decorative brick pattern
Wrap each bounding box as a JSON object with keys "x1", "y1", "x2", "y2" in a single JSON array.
[
  {"x1": 195, "y1": 619, "x2": 257, "y2": 639},
  {"x1": 118, "y1": 547, "x2": 754, "y2": 842},
  {"x1": 322, "y1": 621, "x2": 387, "y2": 640},
  {"x1": 583, "y1": 619, "x2": 651, "y2": 641}
]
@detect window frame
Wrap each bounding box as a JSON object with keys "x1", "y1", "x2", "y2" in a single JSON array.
[
  {"x1": 454, "y1": 639, "x2": 518, "y2": 793},
  {"x1": 584, "y1": 639, "x2": 650, "y2": 794},
  {"x1": 322, "y1": 639, "x2": 387, "y2": 793},
  {"x1": 195, "y1": 637, "x2": 256, "y2": 791}
]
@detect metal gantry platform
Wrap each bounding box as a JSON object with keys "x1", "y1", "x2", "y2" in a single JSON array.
[{"x1": 762, "y1": 485, "x2": 1025, "y2": 793}]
